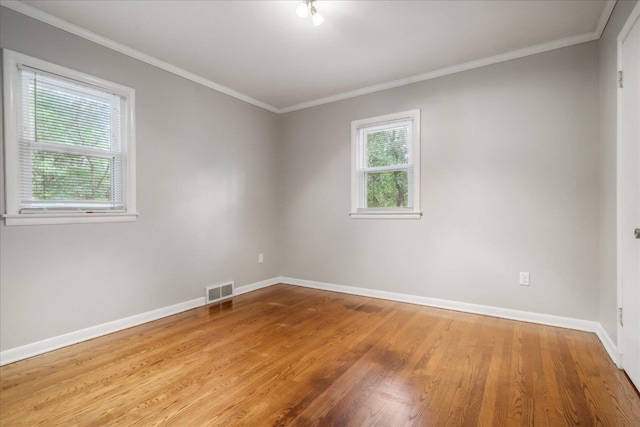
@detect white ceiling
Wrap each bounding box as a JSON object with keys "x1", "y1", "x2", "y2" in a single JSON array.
[{"x1": 3, "y1": 0, "x2": 615, "y2": 113}]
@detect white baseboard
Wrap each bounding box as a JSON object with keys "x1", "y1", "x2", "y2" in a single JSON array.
[
  {"x1": 593, "y1": 323, "x2": 621, "y2": 366},
  {"x1": 0, "y1": 276, "x2": 284, "y2": 366},
  {"x1": 2, "y1": 275, "x2": 620, "y2": 368},
  {"x1": 280, "y1": 276, "x2": 620, "y2": 365},
  {"x1": 234, "y1": 276, "x2": 283, "y2": 296},
  {"x1": 0, "y1": 297, "x2": 205, "y2": 366}
]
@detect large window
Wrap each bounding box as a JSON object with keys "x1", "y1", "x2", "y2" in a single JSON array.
[
  {"x1": 351, "y1": 110, "x2": 421, "y2": 219},
  {"x1": 2, "y1": 49, "x2": 137, "y2": 225}
]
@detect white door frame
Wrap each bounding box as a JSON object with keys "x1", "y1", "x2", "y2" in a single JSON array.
[{"x1": 617, "y1": 0, "x2": 640, "y2": 370}]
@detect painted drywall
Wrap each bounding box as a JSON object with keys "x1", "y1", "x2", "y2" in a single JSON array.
[
  {"x1": 0, "y1": 3, "x2": 622, "y2": 355},
  {"x1": 0, "y1": 7, "x2": 280, "y2": 351},
  {"x1": 597, "y1": 0, "x2": 639, "y2": 344},
  {"x1": 278, "y1": 42, "x2": 600, "y2": 321}
]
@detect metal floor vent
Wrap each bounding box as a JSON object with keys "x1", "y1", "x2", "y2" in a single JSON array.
[{"x1": 205, "y1": 282, "x2": 234, "y2": 304}]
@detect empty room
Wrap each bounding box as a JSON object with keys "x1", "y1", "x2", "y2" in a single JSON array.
[{"x1": 1, "y1": 0, "x2": 639, "y2": 425}]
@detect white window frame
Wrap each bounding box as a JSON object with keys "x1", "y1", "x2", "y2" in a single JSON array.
[
  {"x1": 350, "y1": 110, "x2": 421, "y2": 219},
  {"x1": 2, "y1": 49, "x2": 137, "y2": 226}
]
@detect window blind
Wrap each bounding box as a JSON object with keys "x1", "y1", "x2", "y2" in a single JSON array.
[{"x1": 17, "y1": 66, "x2": 127, "y2": 212}]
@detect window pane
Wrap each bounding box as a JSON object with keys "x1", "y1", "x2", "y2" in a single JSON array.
[
  {"x1": 31, "y1": 75, "x2": 114, "y2": 151},
  {"x1": 367, "y1": 170, "x2": 409, "y2": 208},
  {"x1": 366, "y1": 126, "x2": 409, "y2": 168},
  {"x1": 16, "y1": 65, "x2": 128, "y2": 212},
  {"x1": 30, "y1": 150, "x2": 113, "y2": 202}
]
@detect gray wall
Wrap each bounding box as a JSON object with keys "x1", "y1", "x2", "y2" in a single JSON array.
[
  {"x1": 279, "y1": 42, "x2": 600, "y2": 321},
  {"x1": 0, "y1": 7, "x2": 281, "y2": 351},
  {"x1": 1, "y1": 3, "x2": 629, "y2": 353},
  {"x1": 598, "y1": 0, "x2": 639, "y2": 343}
]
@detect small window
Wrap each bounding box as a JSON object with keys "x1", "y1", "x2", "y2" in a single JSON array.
[
  {"x1": 351, "y1": 110, "x2": 421, "y2": 219},
  {"x1": 2, "y1": 49, "x2": 137, "y2": 225}
]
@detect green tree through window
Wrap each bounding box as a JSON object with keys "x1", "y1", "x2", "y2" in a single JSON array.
[{"x1": 366, "y1": 127, "x2": 409, "y2": 208}]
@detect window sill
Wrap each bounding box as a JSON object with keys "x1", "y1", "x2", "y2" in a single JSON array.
[
  {"x1": 3, "y1": 212, "x2": 139, "y2": 226},
  {"x1": 349, "y1": 211, "x2": 422, "y2": 219}
]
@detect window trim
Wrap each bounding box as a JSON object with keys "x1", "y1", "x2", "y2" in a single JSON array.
[
  {"x1": 2, "y1": 49, "x2": 138, "y2": 226},
  {"x1": 350, "y1": 109, "x2": 421, "y2": 219}
]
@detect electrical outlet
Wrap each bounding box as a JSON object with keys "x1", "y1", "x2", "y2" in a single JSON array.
[
  {"x1": 258, "y1": 253, "x2": 264, "y2": 263},
  {"x1": 519, "y1": 272, "x2": 530, "y2": 286}
]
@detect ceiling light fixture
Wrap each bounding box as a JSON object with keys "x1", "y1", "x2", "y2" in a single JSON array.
[
  {"x1": 296, "y1": 1, "x2": 309, "y2": 18},
  {"x1": 296, "y1": 0, "x2": 324, "y2": 27}
]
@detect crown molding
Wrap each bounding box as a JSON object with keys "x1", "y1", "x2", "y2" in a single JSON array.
[
  {"x1": 0, "y1": 0, "x2": 280, "y2": 114},
  {"x1": 279, "y1": 27, "x2": 612, "y2": 114},
  {"x1": 278, "y1": 0, "x2": 617, "y2": 113},
  {"x1": 1, "y1": 0, "x2": 617, "y2": 115},
  {"x1": 596, "y1": 0, "x2": 618, "y2": 38}
]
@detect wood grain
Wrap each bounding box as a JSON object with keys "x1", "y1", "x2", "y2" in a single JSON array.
[{"x1": 1, "y1": 284, "x2": 639, "y2": 426}]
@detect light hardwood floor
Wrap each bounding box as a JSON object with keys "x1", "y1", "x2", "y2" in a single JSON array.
[{"x1": 1, "y1": 284, "x2": 639, "y2": 426}]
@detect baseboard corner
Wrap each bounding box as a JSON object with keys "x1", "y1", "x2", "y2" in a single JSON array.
[
  {"x1": 234, "y1": 276, "x2": 282, "y2": 296},
  {"x1": 593, "y1": 322, "x2": 620, "y2": 367}
]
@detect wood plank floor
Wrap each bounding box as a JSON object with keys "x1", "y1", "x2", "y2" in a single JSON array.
[{"x1": 1, "y1": 284, "x2": 639, "y2": 426}]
